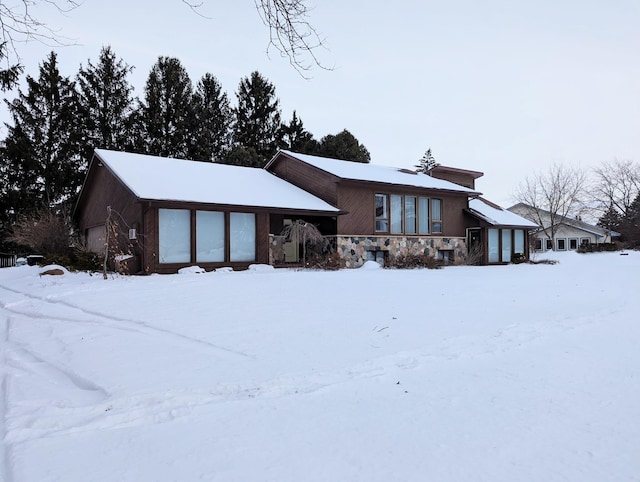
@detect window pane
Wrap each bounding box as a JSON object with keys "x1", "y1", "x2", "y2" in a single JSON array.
[
  {"x1": 501, "y1": 229, "x2": 512, "y2": 262},
  {"x1": 514, "y1": 229, "x2": 525, "y2": 254},
  {"x1": 375, "y1": 194, "x2": 388, "y2": 232},
  {"x1": 418, "y1": 197, "x2": 429, "y2": 234},
  {"x1": 390, "y1": 194, "x2": 403, "y2": 234},
  {"x1": 230, "y1": 213, "x2": 255, "y2": 261},
  {"x1": 405, "y1": 196, "x2": 416, "y2": 234},
  {"x1": 431, "y1": 199, "x2": 442, "y2": 233},
  {"x1": 488, "y1": 229, "x2": 500, "y2": 263},
  {"x1": 569, "y1": 238, "x2": 578, "y2": 250},
  {"x1": 159, "y1": 209, "x2": 191, "y2": 263},
  {"x1": 196, "y1": 211, "x2": 225, "y2": 262}
]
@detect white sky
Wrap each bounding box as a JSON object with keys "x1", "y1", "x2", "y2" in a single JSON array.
[{"x1": 2, "y1": 0, "x2": 639, "y2": 206}]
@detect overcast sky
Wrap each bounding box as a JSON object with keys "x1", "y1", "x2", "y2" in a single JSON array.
[{"x1": 2, "y1": 0, "x2": 639, "y2": 205}]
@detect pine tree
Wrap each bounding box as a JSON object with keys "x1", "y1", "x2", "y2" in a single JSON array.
[
  {"x1": 597, "y1": 204, "x2": 623, "y2": 235},
  {"x1": 1, "y1": 51, "x2": 83, "y2": 219},
  {"x1": 139, "y1": 56, "x2": 195, "y2": 158},
  {"x1": 621, "y1": 193, "x2": 640, "y2": 244},
  {"x1": 230, "y1": 71, "x2": 282, "y2": 167},
  {"x1": 77, "y1": 46, "x2": 136, "y2": 158},
  {"x1": 415, "y1": 148, "x2": 438, "y2": 173},
  {"x1": 317, "y1": 129, "x2": 370, "y2": 163},
  {"x1": 190, "y1": 73, "x2": 232, "y2": 162},
  {"x1": 281, "y1": 110, "x2": 317, "y2": 154}
]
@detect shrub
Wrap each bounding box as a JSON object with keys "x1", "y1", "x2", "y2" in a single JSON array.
[
  {"x1": 511, "y1": 252, "x2": 527, "y2": 264},
  {"x1": 576, "y1": 242, "x2": 620, "y2": 253},
  {"x1": 387, "y1": 253, "x2": 441, "y2": 269},
  {"x1": 9, "y1": 210, "x2": 76, "y2": 257},
  {"x1": 305, "y1": 252, "x2": 344, "y2": 270}
]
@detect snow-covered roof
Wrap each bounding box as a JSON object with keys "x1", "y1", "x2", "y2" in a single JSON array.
[
  {"x1": 272, "y1": 150, "x2": 481, "y2": 195},
  {"x1": 468, "y1": 198, "x2": 539, "y2": 228},
  {"x1": 93, "y1": 150, "x2": 340, "y2": 213},
  {"x1": 508, "y1": 203, "x2": 619, "y2": 237}
]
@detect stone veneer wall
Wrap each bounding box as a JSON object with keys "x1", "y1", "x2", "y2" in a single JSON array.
[
  {"x1": 335, "y1": 235, "x2": 467, "y2": 268},
  {"x1": 269, "y1": 234, "x2": 468, "y2": 268}
]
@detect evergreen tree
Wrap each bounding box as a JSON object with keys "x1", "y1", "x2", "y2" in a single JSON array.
[
  {"x1": 230, "y1": 71, "x2": 282, "y2": 167},
  {"x1": 415, "y1": 148, "x2": 438, "y2": 173},
  {"x1": 1, "y1": 51, "x2": 83, "y2": 220},
  {"x1": 77, "y1": 46, "x2": 136, "y2": 158},
  {"x1": 597, "y1": 204, "x2": 623, "y2": 236},
  {"x1": 317, "y1": 129, "x2": 370, "y2": 163},
  {"x1": 621, "y1": 193, "x2": 640, "y2": 244},
  {"x1": 281, "y1": 110, "x2": 317, "y2": 154},
  {"x1": 190, "y1": 73, "x2": 232, "y2": 161},
  {"x1": 139, "y1": 56, "x2": 195, "y2": 158}
]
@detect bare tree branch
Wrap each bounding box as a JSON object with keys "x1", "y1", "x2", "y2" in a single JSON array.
[
  {"x1": 514, "y1": 163, "x2": 587, "y2": 249},
  {"x1": 590, "y1": 159, "x2": 640, "y2": 218},
  {"x1": 0, "y1": 0, "x2": 81, "y2": 63},
  {"x1": 253, "y1": 0, "x2": 331, "y2": 78}
]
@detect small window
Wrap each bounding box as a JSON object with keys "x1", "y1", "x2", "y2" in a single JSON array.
[
  {"x1": 431, "y1": 199, "x2": 442, "y2": 233},
  {"x1": 375, "y1": 194, "x2": 389, "y2": 232},
  {"x1": 534, "y1": 238, "x2": 543, "y2": 251},
  {"x1": 437, "y1": 249, "x2": 454, "y2": 265},
  {"x1": 569, "y1": 238, "x2": 578, "y2": 250},
  {"x1": 556, "y1": 238, "x2": 566, "y2": 251},
  {"x1": 390, "y1": 194, "x2": 403, "y2": 234},
  {"x1": 545, "y1": 239, "x2": 553, "y2": 250},
  {"x1": 418, "y1": 197, "x2": 429, "y2": 234},
  {"x1": 581, "y1": 238, "x2": 590, "y2": 246},
  {"x1": 405, "y1": 196, "x2": 417, "y2": 234}
]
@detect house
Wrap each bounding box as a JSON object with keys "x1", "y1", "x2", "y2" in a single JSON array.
[
  {"x1": 74, "y1": 149, "x2": 340, "y2": 274},
  {"x1": 508, "y1": 202, "x2": 618, "y2": 251},
  {"x1": 464, "y1": 198, "x2": 539, "y2": 264},
  {"x1": 74, "y1": 149, "x2": 538, "y2": 273},
  {"x1": 265, "y1": 151, "x2": 537, "y2": 267}
]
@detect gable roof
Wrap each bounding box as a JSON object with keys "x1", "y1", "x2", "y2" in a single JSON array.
[
  {"x1": 268, "y1": 150, "x2": 482, "y2": 195},
  {"x1": 89, "y1": 150, "x2": 340, "y2": 213},
  {"x1": 467, "y1": 198, "x2": 539, "y2": 228},
  {"x1": 507, "y1": 202, "x2": 619, "y2": 237}
]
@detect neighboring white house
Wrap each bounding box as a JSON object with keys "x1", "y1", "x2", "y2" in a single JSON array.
[{"x1": 508, "y1": 203, "x2": 619, "y2": 251}]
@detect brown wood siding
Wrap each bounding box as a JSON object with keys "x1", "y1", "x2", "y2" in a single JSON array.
[
  {"x1": 336, "y1": 184, "x2": 374, "y2": 233},
  {"x1": 430, "y1": 171, "x2": 477, "y2": 189},
  {"x1": 268, "y1": 154, "x2": 339, "y2": 205},
  {"x1": 76, "y1": 162, "x2": 141, "y2": 232},
  {"x1": 442, "y1": 195, "x2": 468, "y2": 236}
]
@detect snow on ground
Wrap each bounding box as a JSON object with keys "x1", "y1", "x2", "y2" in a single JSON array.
[{"x1": 1, "y1": 251, "x2": 639, "y2": 481}]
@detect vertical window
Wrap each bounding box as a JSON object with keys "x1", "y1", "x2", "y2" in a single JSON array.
[
  {"x1": 569, "y1": 238, "x2": 578, "y2": 250},
  {"x1": 390, "y1": 194, "x2": 403, "y2": 234},
  {"x1": 501, "y1": 229, "x2": 512, "y2": 262},
  {"x1": 230, "y1": 213, "x2": 256, "y2": 261},
  {"x1": 545, "y1": 239, "x2": 553, "y2": 250},
  {"x1": 375, "y1": 194, "x2": 388, "y2": 232},
  {"x1": 534, "y1": 238, "x2": 543, "y2": 251},
  {"x1": 488, "y1": 228, "x2": 500, "y2": 263},
  {"x1": 557, "y1": 238, "x2": 566, "y2": 251},
  {"x1": 404, "y1": 196, "x2": 417, "y2": 234},
  {"x1": 159, "y1": 209, "x2": 191, "y2": 263},
  {"x1": 418, "y1": 197, "x2": 430, "y2": 234},
  {"x1": 431, "y1": 199, "x2": 442, "y2": 233},
  {"x1": 514, "y1": 230, "x2": 525, "y2": 255},
  {"x1": 196, "y1": 211, "x2": 225, "y2": 262}
]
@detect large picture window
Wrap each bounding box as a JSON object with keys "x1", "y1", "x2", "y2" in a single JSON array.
[
  {"x1": 159, "y1": 209, "x2": 191, "y2": 263},
  {"x1": 196, "y1": 211, "x2": 225, "y2": 262},
  {"x1": 501, "y1": 229, "x2": 512, "y2": 262},
  {"x1": 230, "y1": 213, "x2": 256, "y2": 262},
  {"x1": 514, "y1": 229, "x2": 525, "y2": 254},
  {"x1": 376, "y1": 193, "x2": 441, "y2": 235}
]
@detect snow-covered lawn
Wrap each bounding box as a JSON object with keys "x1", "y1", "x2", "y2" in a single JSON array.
[{"x1": 1, "y1": 251, "x2": 639, "y2": 481}]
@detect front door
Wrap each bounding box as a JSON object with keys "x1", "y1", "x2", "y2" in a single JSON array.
[{"x1": 467, "y1": 228, "x2": 483, "y2": 265}]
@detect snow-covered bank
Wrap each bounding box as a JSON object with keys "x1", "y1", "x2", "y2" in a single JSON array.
[{"x1": 1, "y1": 251, "x2": 639, "y2": 481}]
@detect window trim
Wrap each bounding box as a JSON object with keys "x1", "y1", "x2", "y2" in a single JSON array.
[{"x1": 556, "y1": 238, "x2": 567, "y2": 251}]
